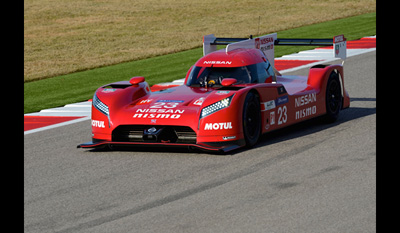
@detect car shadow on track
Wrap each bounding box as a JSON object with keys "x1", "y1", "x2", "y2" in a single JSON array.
[
  {"x1": 245, "y1": 98, "x2": 376, "y2": 155},
  {"x1": 85, "y1": 144, "x2": 201, "y2": 154}
]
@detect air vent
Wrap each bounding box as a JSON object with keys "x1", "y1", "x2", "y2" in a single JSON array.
[{"x1": 112, "y1": 125, "x2": 196, "y2": 144}]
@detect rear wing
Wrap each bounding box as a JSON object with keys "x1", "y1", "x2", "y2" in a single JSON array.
[{"x1": 203, "y1": 34, "x2": 346, "y2": 67}]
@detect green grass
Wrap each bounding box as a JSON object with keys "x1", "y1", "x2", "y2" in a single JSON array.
[
  {"x1": 24, "y1": 0, "x2": 375, "y2": 81},
  {"x1": 24, "y1": 12, "x2": 375, "y2": 114}
]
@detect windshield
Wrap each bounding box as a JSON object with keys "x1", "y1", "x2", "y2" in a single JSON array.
[
  {"x1": 186, "y1": 65, "x2": 256, "y2": 87},
  {"x1": 186, "y1": 61, "x2": 276, "y2": 87}
]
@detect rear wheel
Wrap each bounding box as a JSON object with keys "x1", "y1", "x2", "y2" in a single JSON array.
[
  {"x1": 325, "y1": 71, "x2": 342, "y2": 122},
  {"x1": 242, "y1": 91, "x2": 261, "y2": 147}
]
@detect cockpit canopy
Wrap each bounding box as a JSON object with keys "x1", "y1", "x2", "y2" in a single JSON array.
[{"x1": 186, "y1": 61, "x2": 276, "y2": 87}]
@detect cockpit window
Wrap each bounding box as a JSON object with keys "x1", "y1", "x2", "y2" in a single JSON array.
[
  {"x1": 187, "y1": 65, "x2": 255, "y2": 87},
  {"x1": 186, "y1": 60, "x2": 275, "y2": 87}
]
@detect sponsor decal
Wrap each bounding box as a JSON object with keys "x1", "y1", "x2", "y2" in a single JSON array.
[
  {"x1": 136, "y1": 109, "x2": 184, "y2": 113},
  {"x1": 256, "y1": 36, "x2": 274, "y2": 54},
  {"x1": 223, "y1": 136, "x2": 236, "y2": 140},
  {"x1": 259, "y1": 37, "x2": 274, "y2": 44},
  {"x1": 204, "y1": 122, "x2": 233, "y2": 130},
  {"x1": 203, "y1": 60, "x2": 232, "y2": 65},
  {"x1": 216, "y1": 91, "x2": 230, "y2": 95},
  {"x1": 137, "y1": 99, "x2": 153, "y2": 105},
  {"x1": 133, "y1": 109, "x2": 185, "y2": 119},
  {"x1": 92, "y1": 120, "x2": 105, "y2": 128},
  {"x1": 295, "y1": 93, "x2": 316, "y2": 108},
  {"x1": 133, "y1": 113, "x2": 182, "y2": 119},
  {"x1": 193, "y1": 97, "x2": 205, "y2": 106},
  {"x1": 334, "y1": 35, "x2": 345, "y2": 43},
  {"x1": 334, "y1": 35, "x2": 346, "y2": 59},
  {"x1": 150, "y1": 101, "x2": 181, "y2": 109},
  {"x1": 255, "y1": 37, "x2": 274, "y2": 49},
  {"x1": 261, "y1": 100, "x2": 276, "y2": 111},
  {"x1": 260, "y1": 45, "x2": 273, "y2": 54},
  {"x1": 295, "y1": 106, "x2": 317, "y2": 120},
  {"x1": 270, "y1": 111, "x2": 275, "y2": 125},
  {"x1": 102, "y1": 88, "x2": 116, "y2": 93},
  {"x1": 275, "y1": 95, "x2": 288, "y2": 106},
  {"x1": 277, "y1": 86, "x2": 287, "y2": 94},
  {"x1": 277, "y1": 106, "x2": 287, "y2": 125}
]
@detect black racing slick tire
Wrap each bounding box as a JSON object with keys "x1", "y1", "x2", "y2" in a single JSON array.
[
  {"x1": 325, "y1": 71, "x2": 342, "y2": 123},
  {"x1": 242, "y1": 91, "x2": 261, "y2": 147}
]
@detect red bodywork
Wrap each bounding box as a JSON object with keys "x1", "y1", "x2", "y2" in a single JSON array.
[{"x1": 78, "y1": 47, "x2": 349, "y2": 153}]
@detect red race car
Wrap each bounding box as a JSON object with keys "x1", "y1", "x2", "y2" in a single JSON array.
[{"x1": 78, "y1": 33, "x2": 349, "y2": 153}]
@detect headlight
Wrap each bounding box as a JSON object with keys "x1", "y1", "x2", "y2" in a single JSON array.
[
  {"x1": 200, "y1": 95, "x2": 234, "y2": 118},
  {"x1": 93, "y1": 94, "x2": 109, "y2": 116}
]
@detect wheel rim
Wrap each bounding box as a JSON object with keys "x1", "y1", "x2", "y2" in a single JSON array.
[
  {"x1": 327, "y1": 79, "x2": 341, "y2": 113},
  {"x1": 244, "y1": 101, "x2": 259, "y2": 139}
]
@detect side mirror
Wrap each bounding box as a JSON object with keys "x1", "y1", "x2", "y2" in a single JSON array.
[
  {"x1": 221, "y1": 78, "x2": 236, "y2": 87},
  {"x1": 129, "y1": 76, "x2": 145, "y2": 85}
]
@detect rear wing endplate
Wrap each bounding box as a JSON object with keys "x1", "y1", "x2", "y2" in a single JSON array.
[{"x1": 203, "y1": 34, "x2": 346, "y2": 67}]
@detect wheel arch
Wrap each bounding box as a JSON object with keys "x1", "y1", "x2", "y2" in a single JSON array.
[
  {"x1": 241, "y1": 88, "x2": 262, "y2": 147},
  {"x1": 308, "y1": 64, "x2": 344, "y2": 94}
]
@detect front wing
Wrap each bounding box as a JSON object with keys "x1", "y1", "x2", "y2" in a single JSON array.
[{"x1": 77, "y1": 139, "x2": 245, "y2": 153}]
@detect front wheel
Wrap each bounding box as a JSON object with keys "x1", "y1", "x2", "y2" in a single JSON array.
[
  {"x1": 325, "y1": 71, "x2": 342, "y2": 122},
  {"x1": 242, "y1": 91, "x2": 261, "y2": 147}
]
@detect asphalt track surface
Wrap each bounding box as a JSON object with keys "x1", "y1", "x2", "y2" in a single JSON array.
[{"x1": 24, "y1": 51, "x2": 376, "y2": 233}]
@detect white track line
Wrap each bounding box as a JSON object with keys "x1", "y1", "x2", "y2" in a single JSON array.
[{"x1": 24, "y1": 116, "x2": 91, "y2": 135}]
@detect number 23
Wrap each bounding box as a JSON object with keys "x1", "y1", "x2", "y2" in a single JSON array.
[
  {"x1": 277, "y1": 106, "x2": 287, "y2": 125},
  {"x1": 149, "y1": 102, "x2": 179, "y2": 108}
]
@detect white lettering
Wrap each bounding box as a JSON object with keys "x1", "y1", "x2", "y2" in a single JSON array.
[
  {"x1": 203, "y1": 61, "x2": 233, "y2": 65},
  {"x1": 213, "y1": 123, "x2": 220, "y2": 130},
  {"x1": 149, "y1": 102, "x2": 180, "y2": 109},
  {"x1": 277, "y1": 106, "x2": 287, "y2": 125},
  {"x1": 295, "y1": 93, "x2": 317, "y2": 108},
  {"x1": 295, "y1": 106, "x2": 317, "y2": 120},
  {"x1": 135, "y1": 109, "x2": 185, "y2": 114},
  {"x1": 91, "y1": 120, "x2": 105, "y2": 128},
  {"x1": 204, "y1": 122, "x2": 233, "y2": 130},
  {"x1": 132, "y1": 113, "x2": 182, "y2": 119}
]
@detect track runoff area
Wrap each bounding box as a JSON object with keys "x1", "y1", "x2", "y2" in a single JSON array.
[{"x1": 24, "y1": 36, "x2": 376, "y2": 135}]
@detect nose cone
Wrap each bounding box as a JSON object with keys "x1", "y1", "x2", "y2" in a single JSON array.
[{"x1": 111, "y1": 85, "x2": 211, "y2": 128}]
